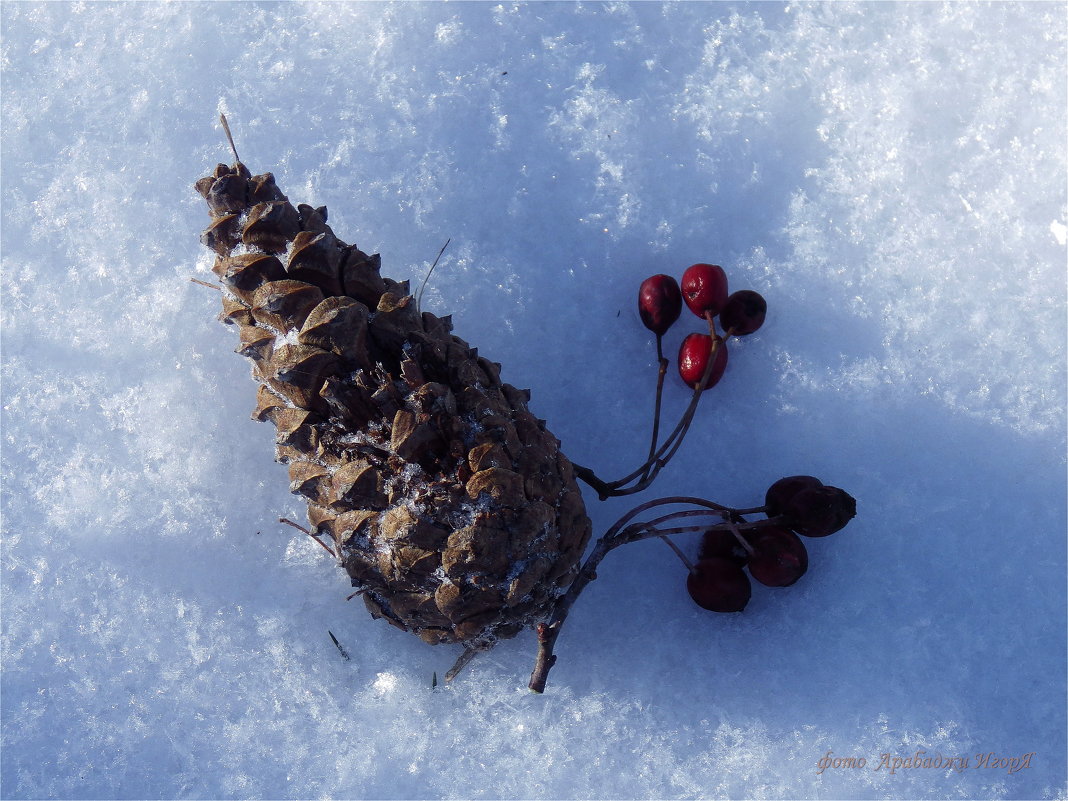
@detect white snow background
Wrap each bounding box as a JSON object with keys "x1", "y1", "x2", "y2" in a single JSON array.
[{"x1": 2, "y1": 2, "x2": 1066, "y2": 799}]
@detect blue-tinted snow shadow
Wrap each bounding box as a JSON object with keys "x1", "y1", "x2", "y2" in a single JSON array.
[{"x1": 529, "y1": 360, "x2": 1067, "y2": 799}]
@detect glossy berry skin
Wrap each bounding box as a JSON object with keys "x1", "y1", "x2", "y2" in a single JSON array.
[
  {"x1": 687, "y1": 558, "x2": 751, "y2": 612},
  {"x1": 720, "y1": 290, "x2": 767, "y2": 335},
  {"x1": 747, "y1": 526, "x2": 809, "y2": 587},
  {"x1": 637, "y1": 274, "x2": 683, "y2": 336},
  {"x1": 681, "y1": 263, "x2": 729, "y2": 318},
  {"x1": 765, "y1": 475, "x2": 824, "y2": 517},
  {"x1": 698, "y1": 528, "x2": 751, "y2": 567},
  {"x1": 784, "y1": 486, "x2": 857, "y2": 537},
  {"x1": 677, "y1": 333, "x2": 728, "y2": 390}
]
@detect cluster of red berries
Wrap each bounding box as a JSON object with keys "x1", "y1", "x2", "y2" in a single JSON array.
[
  {"x1": 687, "y1": 476, "x2": 857, "y2": 612},
  {"x1": 638, "y1": 264, "x2": 767, "y2": 390},
  {"x1": 529, "y1": 262, "x2": 856, "y2": 691}
]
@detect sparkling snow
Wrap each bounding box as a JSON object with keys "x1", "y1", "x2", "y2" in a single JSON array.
[{"x1": 2, "y1": 2, "x2": 1065, "y2": 799}]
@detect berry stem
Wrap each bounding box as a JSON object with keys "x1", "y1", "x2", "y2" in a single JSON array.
[
  {"x1": 731, "y1": 505, "x2": 768, "y2": 515},
  {"x1": 658, "y1": 535, "x2": 694, "y2": 572},
  {"x1": 651, "y1": 518, "x2": 784, "y2": 537},
  {"x1": 641, "y1": 334, "x2": 669, "y2": 483},
  {"x1": 724, "y1": 516, "x2": 756, "y2": 557},
  {"x1": 573, "y1": 332, "x2": 725, "y2": 499},
  {"x1": 639, "y1": 507, "x2": 731, "y2": 531},
  {"x1": 600, "y1": 495, "x2": 731, "y2": 539}
]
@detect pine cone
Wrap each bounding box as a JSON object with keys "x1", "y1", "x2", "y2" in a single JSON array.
[{"x1": 195, "y1": 158, "x2": 592, "y2": 650}]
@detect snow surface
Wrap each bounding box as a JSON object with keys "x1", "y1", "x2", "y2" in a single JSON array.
[{"x1": 2, "y1": 2, "x2": 1065, "y2": 799}]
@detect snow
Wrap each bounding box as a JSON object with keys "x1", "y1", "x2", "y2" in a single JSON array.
[{"x1": 2, "y1": 2, "x2": 1065, "y2": 799}]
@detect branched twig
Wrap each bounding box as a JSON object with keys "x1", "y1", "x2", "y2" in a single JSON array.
[
  {"x1": 527, "y1": 500, "x2": 802, "y2": 691},
  {"x1": 574, "y1": 330, "x2": 725, "y2": 499},
  {"x1": 529, "y1": 497, "x2": 770, "y2": 693}
]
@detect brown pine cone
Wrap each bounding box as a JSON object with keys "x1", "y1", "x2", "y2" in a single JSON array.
[{"x1": 195, "y1": 154, "x2": 591, "y2": 650}]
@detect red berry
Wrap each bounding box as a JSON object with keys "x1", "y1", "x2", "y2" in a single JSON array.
[
  {"x1": 747, "y1": 527, "x2": 809, "y2": 587},
  {"x1": 784, "y1": 486, "x2": 857, "y2": 537},
  {"x1": 637, "y1": 274, "x2": 682, "y2": 336},
  {"x1": 686, "y1": 558, "x2": 751, "y2": 612},
  {"x1": 720, "y1": 290, "x2": 767, "y2": 335},
  {"x1": 764, "y1": 475, "x2": 824, "y2": 517},
  {"x1": 677, "y1": 333, "x2": 728, "y2": 390},
  {"x1": 681, "y1": 263, "x2": 729, "y2": 318},
  {"x1": 698, "y1": 527, "x2": 750, "y2": 567}
]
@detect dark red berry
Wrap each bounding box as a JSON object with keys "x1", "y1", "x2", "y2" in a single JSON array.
[
  {"x1": 637, "y1": 274, "x2": 683, "y2": 336},
  {"x1": 677, "y1": 333, "x2": 728, "y2": 390},
  {"x1": 698, "y1": 528, "x2": 751, "y2": 567},
  {"x1": 747, "y1": 526, "x2": 809, "y2": 587},
  {"x1": 765, "y1": 475, "x2": 824, "y2": 517},
  {"x1": 784, "y1": 486, "x2": 857, "y2": 537},
  {"x1": 687, "y1": 558, "x2": 751, "y2": 612},
  {"x1": 720, "y1": 290, "x2": 767, "y2": 335},
  {"x1": 681, "y1": 263, "x2": 729, "y2": 318}
]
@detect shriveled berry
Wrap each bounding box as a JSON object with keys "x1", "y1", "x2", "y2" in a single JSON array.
[
  {"x1": 677, "y1": 333, "x2": 728, "y2": 390},
  {"x1": 698, "y1": 527, "x2": 751, "y2": 567},
  {"x1": 687, "y1": 558, "x2": 751, "y2": 612},
  {"x1": 765, "y1": 475, "x2": 823, "y2": 517},
  {"x1": 747, "y1": 526, "x2": 808, "y2": 587},
  {"x1": 720, "y1": 290, "x2": 767, "y2": 335},
  {"x1": 784, "y1": 486, "x2": 857, "y2": 537},
  {"x1": 637, "y1": 274, "x2": 683, "y2": 336},
  {"x1": 681, "y1": 263, "x2": 729, "y2": 318}
]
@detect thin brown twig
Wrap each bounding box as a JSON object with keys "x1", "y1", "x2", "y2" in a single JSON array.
[
  {"x1": 444, "y1": 647, "x2": 480, "y2": 682},
  {"x1": 220, "y1": 113, "x2": 240, "y2": 163},
  {"x1": 280, "y1": 516, "x2": 336, "y2": 557},
  {"x1": 189, "y1": 277, "x2": 222, "y2": 292},
  {"x1": 279, "y1": 517, "x2": 311, "y2": 534},
  {"x1": 416, "y1": 238, "x2": 451, "y2": 314}
]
